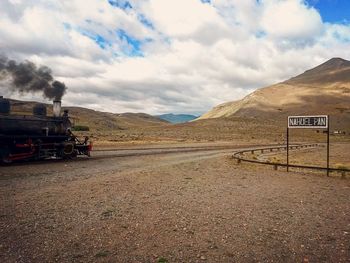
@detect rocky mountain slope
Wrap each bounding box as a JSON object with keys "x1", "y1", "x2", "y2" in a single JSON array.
[
  {"x1": 199, "y1": 58, "x2": 350, "y2": 130},
  {"x1": 8, "y1": 99, "x2": 169, "y2": 131}
]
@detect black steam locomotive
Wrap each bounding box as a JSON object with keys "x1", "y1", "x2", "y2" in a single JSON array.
[{"x1": 0, "y1": 96, "x2": 92, "y2": 163}]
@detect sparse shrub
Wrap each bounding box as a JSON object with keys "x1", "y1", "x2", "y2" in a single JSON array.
[
  {"x1": 334, "y1": 164, "x2": 349, "y2": 178},
  {"x1": 101, "y1": 208, "x2": 115, "y2": 218},
  {"x1": 158, "y1": 258, "x2": 168, "y2": 263},
  {"x1": 335, "y1": 163, "x2": 349, "y2": 170},
  {"x1": 72, "y1": 125, "x2": 90, "y2": 131},
  {"x1": 270, "y1": 157, "x2": 281, "y2": 163},
  {"x1": 95, "y1": 250, "x2": 109, "y2": 257}
]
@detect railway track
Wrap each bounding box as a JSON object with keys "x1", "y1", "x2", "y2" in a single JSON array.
[
  {"x1": 1, "y1": 143, "x2": 280, "y2": 167},
  {"x1": 4, "y1": 143, "x2": 348, "y2": 177},
  {"x1": 91, "y1": 143, "x2": 299, "y2": 160}
]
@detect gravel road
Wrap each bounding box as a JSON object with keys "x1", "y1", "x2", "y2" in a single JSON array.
[{"x1": 0, "y1": 145, "x2": 349, "y2": 262}]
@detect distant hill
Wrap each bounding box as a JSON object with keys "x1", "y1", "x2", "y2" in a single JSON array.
[
  {"x1": 199, "y1": 58, "x2": 350, "y2": 131},
  {"x1": 156, "y1": 113, "x2": 198, "y2": 124},
  {"x1": 7, "y1": 99, "x2": 168, "y2": 131}
]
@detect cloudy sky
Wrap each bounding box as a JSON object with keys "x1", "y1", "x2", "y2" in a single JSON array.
[{"x1": 1, "y1": 0, "x2": 350, "y2": 115}]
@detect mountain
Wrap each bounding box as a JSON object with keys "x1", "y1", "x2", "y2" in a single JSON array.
[
  {"x1": 286, "y1": 57, "x2": 350, "y2": 84},
  {"x1": 7, "y1": 99, "x2": 168, "y2": 131},
  {"x1": 156, "y1": 113, "x2": 198, "y2": 124},
  {"x1": 199, "y1": 58, "x2": 350, "y2": 130}
]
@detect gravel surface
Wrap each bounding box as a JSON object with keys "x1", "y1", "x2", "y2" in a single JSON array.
[
  {"x1": 282, "y1": 143, "x2": 350, "y2": 168},
  {"x1": 0, "y1": 146, "x2": 349, "y2": 262}
]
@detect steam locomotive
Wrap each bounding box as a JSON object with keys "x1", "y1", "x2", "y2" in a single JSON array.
[{"x1": 0, "y1": 96, "x2": 92, "y2": 163}]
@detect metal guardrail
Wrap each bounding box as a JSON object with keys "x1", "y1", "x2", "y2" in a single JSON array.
[{"x1": 232, "y1": 144, "x2": 350, "y2": 175}]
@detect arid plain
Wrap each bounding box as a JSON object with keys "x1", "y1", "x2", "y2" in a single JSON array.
[{"x1": 1, "y1": 58, "x2": 350, "y2": 262}]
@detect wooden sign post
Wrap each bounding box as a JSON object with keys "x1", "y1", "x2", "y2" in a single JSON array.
[{"x1": 287, "y1": 115, "x2": 330, "y2": 176}]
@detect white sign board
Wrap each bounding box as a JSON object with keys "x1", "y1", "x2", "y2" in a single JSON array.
[{"x1": 288, "y1": 115, "x2": 328, "y2": 129}]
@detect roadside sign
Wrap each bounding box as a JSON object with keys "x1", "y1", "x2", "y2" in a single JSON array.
[
  {"x1": 288, "y1": 115, "x2": 328, "y2": 129},
  {"x1": 286, "y1": 115, "x2": 330, "y2": 176}
]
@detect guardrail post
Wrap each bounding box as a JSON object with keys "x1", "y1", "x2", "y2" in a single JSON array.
[
  {"x1": 287, "y1": 127, "x2": 289, "y2": 172},
  {"x1": 341, "y1": 171, "x2": 346, "y2": 179},
  {"x1": 327, "y1": 116, "x2": 330, "y2": 177}
]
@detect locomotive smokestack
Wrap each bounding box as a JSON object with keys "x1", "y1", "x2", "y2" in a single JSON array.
[{"x1": 53, "y1": 100, "x2": 61, "y2": 117}]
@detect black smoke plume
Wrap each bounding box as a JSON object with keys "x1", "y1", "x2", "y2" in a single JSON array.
[{"x1": 0, "y1": 56, "x2": 66, "y2": 100}]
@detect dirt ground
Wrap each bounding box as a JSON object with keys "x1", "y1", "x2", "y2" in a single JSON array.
[
  {"x1": 0, "y1": 144, "x2": 349, "y2": 262},
  {"x1": 262, "y1": 142, "x2": 350, "y2": 170}
]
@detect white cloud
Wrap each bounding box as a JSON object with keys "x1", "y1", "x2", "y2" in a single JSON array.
[
  {"x1": 261, "y1": 0, "x2": 323, "y2": 42},
  {"x1": 0, "y1": 0, "x2": 350, "y2": 115},
  {"x1": 143, "y1": 0, "x2": 223, "y2": 37}
]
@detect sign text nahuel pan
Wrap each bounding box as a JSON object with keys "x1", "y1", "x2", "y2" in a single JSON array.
[{"x1": 288, "y1": 115, "x2": 328, "y2": 129}]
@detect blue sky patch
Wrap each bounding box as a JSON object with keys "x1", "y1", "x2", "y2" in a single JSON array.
[
  {"x1": 138, "y1": 14, "x2": 154, "y2": 29},
  {"x1": 117, "y1": 29, "x2": 146, "y2": 56},
  {"x1": 65, "y1": 23, "x2": 111, "y2": 50},
  {"x1": 255, "y1": 31, "x2": 266, "y2": 39},
  {"x1": 108, "y1": 0, "x2": 132, "y2": 10},
  {"x1": 63, "y1": 22, "x2": 72, "y2": 30},
  {"x1": 307, "y1": 0, "x2": 350, "y2": 23},
  {"x1": 94, "y1": 35, "x2": 110, "y2": 49},
  {"x1": 79, "y1": 29, "x2": 111, "y2": 49}
]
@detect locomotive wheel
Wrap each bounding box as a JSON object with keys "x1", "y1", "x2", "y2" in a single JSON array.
[
  {"x1": 71, "y1": 149, "x2": 78, "y2": 158},
  {"x1": 0, "y1": 147, "x2": 12, "y2": 164},
  {"x1": 59, "y1": 143, "x2": 77, "y2": 159},
  {"x1": 1, "y1": 157, "x2": 12, "y2": 164},
  {"x1": 63, "y1": 142, "x2": 74, "y2": 155}
]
